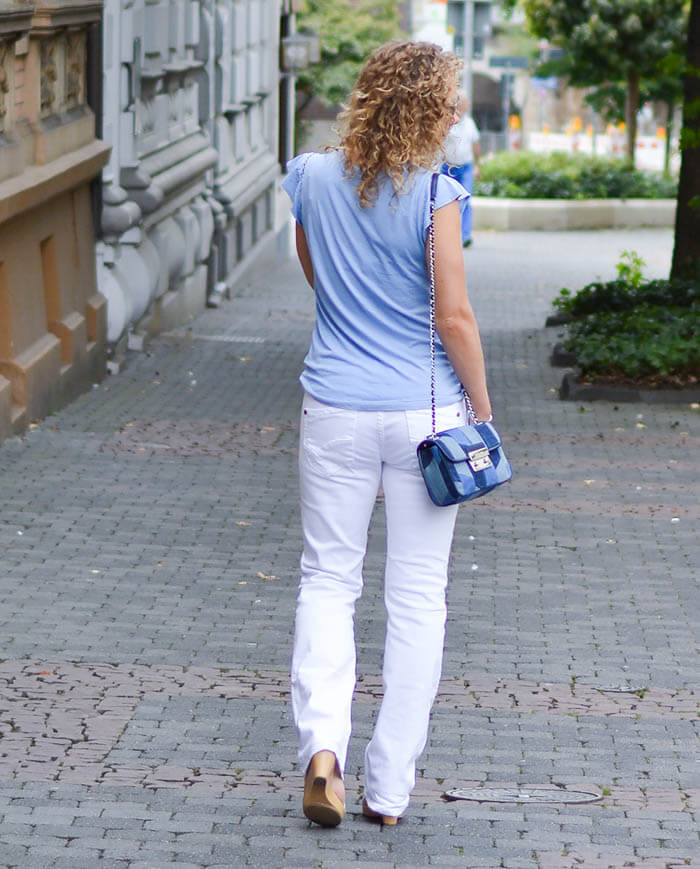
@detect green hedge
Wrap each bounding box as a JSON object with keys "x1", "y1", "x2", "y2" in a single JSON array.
[
  {"x1": 564, "y1": 306, "x2": 700, "y2": 381},
  {"x1": 553, "y1": 277, "x2": 699, "y2": 318},
  {"x1": 475, "y1": 151, "x2": 677, "y2": 200},
  {"x1": 553, "y1": 260, "x2": 699, "y2": 382}
]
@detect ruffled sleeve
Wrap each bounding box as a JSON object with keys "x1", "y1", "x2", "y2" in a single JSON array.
[
  {"x1": 423, "y1": 172, "x2": 470, "y2": 236},
  {"x1": 282, "y1": 153, "x2": 313, "y2": 225}
]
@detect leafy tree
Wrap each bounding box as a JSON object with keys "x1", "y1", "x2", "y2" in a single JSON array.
[
  {"x1": 584, "y1": 67, "x2": 683, "y2": 178},
  {"x1": 295, "y1": 0, "x2": 402, "y2": 113},
  {"x1": 519, "y1": 0, "x2": 688, "y2": 165},
  {"x1": 644, "y1": 52, "x2": 686, "y2": 178},
  {"x1": 671, "y1": 0, "x2": 700, "y2": 278}
]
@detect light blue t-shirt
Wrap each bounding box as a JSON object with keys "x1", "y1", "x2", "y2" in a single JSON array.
[{"x1": 283, "y1": 150, "x2": 469, "y2": 410}]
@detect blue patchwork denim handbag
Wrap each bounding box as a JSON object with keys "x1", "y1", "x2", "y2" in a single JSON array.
[
  {"x1": 417, "y1": 417, "x2": 512, "y2": 506},
  {"x1": 417, "y1": 174, "x2": 512, "y2": 507}
]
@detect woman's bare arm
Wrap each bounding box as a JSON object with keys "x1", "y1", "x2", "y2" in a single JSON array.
[
  {"x1": 431, "y1": 200, "x2": 492, "y2": 421},
  {"x1": 296, "y1": 222, "x2": 314, "y2": 288}
]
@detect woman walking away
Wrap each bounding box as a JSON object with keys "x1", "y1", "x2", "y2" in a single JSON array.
[{"x1": 283, "y1": 40, "x2": 493, "y2": 828}]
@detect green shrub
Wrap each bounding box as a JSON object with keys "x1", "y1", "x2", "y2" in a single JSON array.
[
  {"x1": 475, "y1": 151, "x2": 677, "y2": 200},
  {"x1": 553, "y1": 277, "x2": 699, "y2": 318},
  {"x1": 553, "y1": 249, "x2": 698, "y2": 383},
  {"x1": 615, "y1": 250, "x2": 646, "y2": 289},
  {"x1": 564, "y1": 306, "x2": 700, "y2": 380}
]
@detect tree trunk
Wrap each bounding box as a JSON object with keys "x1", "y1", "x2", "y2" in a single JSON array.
[
  {"x1": 624, "y1": 71, "x2": 640, "y2": 166},
  {"x1": 671, "y1": 0, "x2": 700, "y2": 280},
  {"x1": 664, "y1": 100, "x2": 674, "y2": 179}
]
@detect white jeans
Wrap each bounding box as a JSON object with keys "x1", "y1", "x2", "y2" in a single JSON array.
[{"x1": 291, "y1": 393, "x2": 463, "y2": 816}]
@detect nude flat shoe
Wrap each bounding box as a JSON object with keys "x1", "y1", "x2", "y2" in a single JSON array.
[
  {"x1": 303, "y1": 751, "x2": 345, "y2": 827},
  {"x1": 362, "y1": 798, "x2": 400, "y2": 826}
]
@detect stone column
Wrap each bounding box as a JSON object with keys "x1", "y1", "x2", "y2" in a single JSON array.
[{"x1": 207, "y1": 0, "x2": 281, "y2": 297}]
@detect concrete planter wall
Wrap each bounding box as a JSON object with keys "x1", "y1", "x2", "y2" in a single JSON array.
[{"x1": 472, "y1": 197, "x2": 676, "y2": 231}]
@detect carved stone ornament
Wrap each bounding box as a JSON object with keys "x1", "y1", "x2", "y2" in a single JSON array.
[
  {"x1": 40, "y1": 38, "x2": 58, "y2": 114},
  {"x1": 0, "y1": 41, "x2": 10, "y2": 125},
  {"x1": 137, "y1": 97, "x2": 156, "y2": 136},
  {"x1": 65, "y1": 31, "x2": 85, "y2": 108},
  {"x1": 168, "y1": 80, "x2": 180, "y2": 125},
  {"x1": 184, "y1": 80, "x2": 195, "y2": 120}
]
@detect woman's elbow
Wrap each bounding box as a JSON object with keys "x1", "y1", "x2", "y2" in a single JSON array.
[{"x1": 435, "y1": 309, "x2": 476, "y2": 340}]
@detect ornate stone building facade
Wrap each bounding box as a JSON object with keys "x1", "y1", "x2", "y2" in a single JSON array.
[
  {"x1": 0, "y1": 0, "x2": 110, "y2": 439},
  {"x1": 1, "y1": 0, "x2": 295, "y2": 436},
  {"x1": 98, "y1": 0, "x2": 287, "y2": 361}
]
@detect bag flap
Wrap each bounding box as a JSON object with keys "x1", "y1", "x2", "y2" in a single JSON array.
[
  {"x1": 474, "y1": 421, "x2": 502, "y2": 450},
  {"x1": 426, "y1": 426, "x2": 487, "y2": 463}
]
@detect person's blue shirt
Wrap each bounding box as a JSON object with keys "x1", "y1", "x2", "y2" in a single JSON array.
[{"x1": 283, "y1": 150, "x2": 469, "y2": 411}]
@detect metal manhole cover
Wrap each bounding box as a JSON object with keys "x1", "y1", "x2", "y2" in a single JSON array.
[{"x1": 444, "y1": 787, "x2": 602, "y2": 805}]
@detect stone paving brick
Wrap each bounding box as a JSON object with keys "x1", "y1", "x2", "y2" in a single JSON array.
[
  {"x1": 430, "y1": 859, "x2": 498, "y2": 868},
  {"x1": 128, "y1": 864, "x2": 201, "y2": 869},
  {"x1": 21, "y1": 851, "x2": 97, "y2": 866},
  {"x1": 0, "y1": 229, "x2": 698, "y2": 867},
  {"x1": 317, "y1": 863, "x2": 396, "y2": 869}
]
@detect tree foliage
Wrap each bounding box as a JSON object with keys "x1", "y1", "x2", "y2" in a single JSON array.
[
  {"x1": 295, "y1": 0, "x2": 402, "y2": 111},
  {"x1": 520, "y1": 0, "x2": 688, "y2": 164}
]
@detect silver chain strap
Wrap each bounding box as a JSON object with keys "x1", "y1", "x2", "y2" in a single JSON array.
[
  {"x1": 427, "y1": 174, "x2": 479, "y2": 435},
  {"x1": 428, "y1": 175, "x2": 438, "y2": 436}
]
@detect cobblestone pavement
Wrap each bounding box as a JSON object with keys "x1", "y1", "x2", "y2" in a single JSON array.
[{"x1": 0, "y1": 228, "x2": 697, "y2": 868}]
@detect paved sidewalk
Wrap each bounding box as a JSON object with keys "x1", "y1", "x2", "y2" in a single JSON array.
[{"x1": 0, "y1": 228, "x2": 697, "y2": 868}]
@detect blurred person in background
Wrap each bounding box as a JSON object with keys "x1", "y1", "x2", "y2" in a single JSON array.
[{"x1": 441, "y1": 91, "x2": 481, "y2": 246}]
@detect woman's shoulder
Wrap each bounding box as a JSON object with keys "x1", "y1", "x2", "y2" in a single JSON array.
[{"x1": 287, "y1": 149, "x2": 344, "y2": 176}]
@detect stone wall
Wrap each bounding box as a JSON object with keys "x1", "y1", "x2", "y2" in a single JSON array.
[
  {"x1": 98, "y1": 0, "x2": 283, "y2": 364},
  {"x1": 0, "y1": 0, "x2": 111, "y2": 439}
]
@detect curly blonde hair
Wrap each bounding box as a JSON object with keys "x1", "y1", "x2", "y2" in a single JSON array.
[{"x1": 337, "y1": 41, "x2": 462, "y2": 207}]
